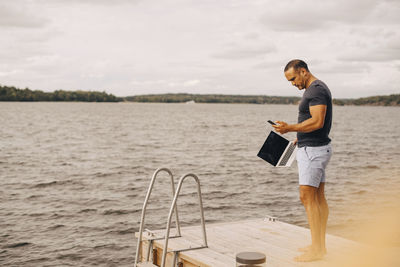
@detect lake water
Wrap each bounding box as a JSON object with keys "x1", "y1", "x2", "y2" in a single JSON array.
[{"x1": 1, "y1": 102, "x2": 399, "y2": 266}]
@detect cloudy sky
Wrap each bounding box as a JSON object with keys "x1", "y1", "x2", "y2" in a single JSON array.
[{"x1": 1, "y1": 0, "x2": 399, "y2": 98}]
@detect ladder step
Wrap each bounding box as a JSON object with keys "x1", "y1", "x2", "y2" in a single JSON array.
[{"x1": 136, "y1": 262, "x2": 158, "y2": 267}]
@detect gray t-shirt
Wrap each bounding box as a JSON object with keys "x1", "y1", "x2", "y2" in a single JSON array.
[{"x1": 297, "y1": 80, "x2": 332, "y2": 147}]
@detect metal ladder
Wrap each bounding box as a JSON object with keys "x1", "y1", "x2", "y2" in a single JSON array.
[
  {"x1": 135, "y1": 170, "x2": 208, "y2": 267},
  {"x1": 160, "y1": 173, "x2": 208, "y2": 267},
  {"x1": 135, "y1": 168, "x2": 181, "y2": 267}
]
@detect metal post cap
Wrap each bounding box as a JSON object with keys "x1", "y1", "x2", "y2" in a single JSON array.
[{"x1": 236, "y1": 252, "x2": 266, "y2": 264}]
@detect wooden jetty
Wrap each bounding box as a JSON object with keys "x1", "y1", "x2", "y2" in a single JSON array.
[{"x1": 135, "y1": 217, "x2": 364, "y2": 267}]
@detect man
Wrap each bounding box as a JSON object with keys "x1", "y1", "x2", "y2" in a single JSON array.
[{"x1": 273, "y1": 59, "x2": 332, "y2": 262}]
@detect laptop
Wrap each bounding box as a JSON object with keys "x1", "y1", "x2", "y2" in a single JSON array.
[{"x1": 257, "y1": 131, "x2": 297, "y2": 167}]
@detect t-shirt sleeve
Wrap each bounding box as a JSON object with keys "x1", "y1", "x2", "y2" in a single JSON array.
[{"x1": 308, "y1": 85, "x2": 328, "y2": 106}]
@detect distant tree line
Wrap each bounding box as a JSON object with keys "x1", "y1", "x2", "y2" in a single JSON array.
[
  {"x1": 128, "y1": 93, "x2": 400, "y2": 106},
  {"x1": 1, "y1": 84, "x2": 399, "y2": 105},
  {"x1": 333, "y1": 94, "x2": 400, "y2": 106},
  {"x1": 126, "y1": 93, "x2": 301, "y2": 104},
  {"x1": 0, "y1": 85, "x2": 120, "y2": 102}
]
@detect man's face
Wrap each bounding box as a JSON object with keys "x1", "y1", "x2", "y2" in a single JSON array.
[{"x1": 284, "y1": 67, "x2": 306, "y2": 90}]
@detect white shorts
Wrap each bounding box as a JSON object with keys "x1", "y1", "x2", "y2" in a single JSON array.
[{"x1": 296, "y1": 143, "x2": 332, "y2": 188}]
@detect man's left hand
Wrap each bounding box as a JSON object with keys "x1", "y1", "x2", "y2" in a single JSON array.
[{"x1": 272, "y1": 121, "x2": 291, "y2": 134}]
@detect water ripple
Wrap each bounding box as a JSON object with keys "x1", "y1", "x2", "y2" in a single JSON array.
[{"x1": 1, "y1": 103, "x2": 399, "y2": 266}]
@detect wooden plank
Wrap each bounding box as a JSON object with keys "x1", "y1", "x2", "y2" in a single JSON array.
[
  {"x1": 136, "y1": 218, "x2": 366, "y2": 267},
  {"x1": 200, "y1": 219, "x2": 358, "y2": 255},
  {"x1": 139, "y1": 233, "x2": 233, "y2": 266},
  {"x1": 200, "y1": 219, "x2": 361, "y2": 266},
  {"x1": 184, "y1": 223, "x2": 297, "y2": 265}
]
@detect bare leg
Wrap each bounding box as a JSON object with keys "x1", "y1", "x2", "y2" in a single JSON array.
[
  {"x1": 298, "y1": 182, "x2": 328, "y2": 254},
  {"x1": 294, "y1": 185, "x2": 324, "y2": 262},
  {"x1": 317, "y1": 182, "x2": 329, "y2": 253}
]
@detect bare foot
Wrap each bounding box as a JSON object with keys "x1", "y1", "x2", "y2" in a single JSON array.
[
  {"x1": 298, "y1": 245, "x2": 312, "y2": 252},
  {"x1": 298, "y1": 245, "x2": 327, "y2": 254},
  {"x1": 294, "y1": 251, "x2": 324, "y2": 262}
]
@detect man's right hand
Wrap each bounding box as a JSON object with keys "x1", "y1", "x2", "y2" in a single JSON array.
[{"x1": 293, "y1": 138, "x2": 298, "y2": 145}]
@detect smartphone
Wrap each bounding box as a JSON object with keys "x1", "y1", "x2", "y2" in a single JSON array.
[{"x1": 267, "y1": 120, "x2": 277, "y2": 125}]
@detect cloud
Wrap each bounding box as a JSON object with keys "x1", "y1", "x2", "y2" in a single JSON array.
[
  {"x1": 0, "y1": 0, "x2": 399, "y2": 98},
  {"x1": 0, "y1": 70, "x2": 19, "y2": 77},
  {"x1": 339, "y1": 50, "x2": 400, "y2": 62},
  {"x1": 167, "y1": 79, "x2": 202, "y2": 88},
  {"x1": 260, "y1": 0, "x2": 378, "y2": 32},
  {"x1": 183, "y1": 80, "x2": 200, "y2": 87},
  {"x1": 243, "y1": 32, "x2": 260, "y2": 40},
  {"x1": 0, "y1": 42, "x2": 48, "y2": 64},
  {"x1": 369, "y1": 0, "x2": 400, "y2": 24},
  {"x1": 0, "y1": 2, "x2": 47, "y2": 28},
  {"x1": 315, "y1": 61, "x2": 372, "y2": 74},
  {"x1": 37, "y1": 0, "x2": 141, "y2": 6},
  {"x1": 213, "y1": 44, "x2": 276, "y2": 60},
  {"x1": 253, "y1": 60, "x2": 283, "y2": 70},
  {"x1": 131, "y1": 80, "x2": 168, "y2": 86},
  {"x1": 338, "y1": 36, "x2": 400, "y2": 62}
]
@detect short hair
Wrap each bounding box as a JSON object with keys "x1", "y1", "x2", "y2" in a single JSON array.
[{"x1": 284, "y1": 59, "x2": 309, "y2": 72}]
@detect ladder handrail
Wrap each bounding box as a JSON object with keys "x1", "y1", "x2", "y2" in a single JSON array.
[
  {"x1": 160, "y1": 173, "x2": 208, "y2": 267},
  {"x1": 135, "y1": 168, "x2": 181, "y2": 266}
]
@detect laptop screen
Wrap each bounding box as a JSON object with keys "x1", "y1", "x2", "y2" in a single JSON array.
[{"x1": 257, "y1": 131, "x2": 289, "y2": 166}]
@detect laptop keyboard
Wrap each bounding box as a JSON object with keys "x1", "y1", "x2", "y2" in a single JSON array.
[{"x1": 279, "y1": 143, "x2": 296, "y2": 166}]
